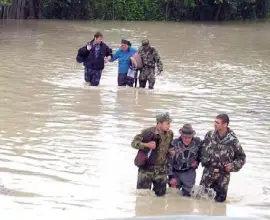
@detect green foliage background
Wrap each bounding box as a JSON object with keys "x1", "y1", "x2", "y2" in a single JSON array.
[{"x1": 0, "y1": 0, "x2": 269, "y2": 20}]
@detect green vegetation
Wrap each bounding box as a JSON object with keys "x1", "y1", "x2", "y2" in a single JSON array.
[
  {"x1": 0, "y1": 0, "x2": 269, "y2": 20},
  {"x1": 0, "y1": 0, "x2": 11, "y2": 4}
]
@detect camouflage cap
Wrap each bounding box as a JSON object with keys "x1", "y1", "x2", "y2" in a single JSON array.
[
  {"x1": 141, "y1": 38, "x2": 150, "y2": 45},
  {"x1": 156, "y1": 112, "x2": 172, "y2": 123}
]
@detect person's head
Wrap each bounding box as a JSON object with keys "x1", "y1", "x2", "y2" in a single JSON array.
[
  {"x1": 214, "y1": 114, "x2": 229, "y2": 132},
  {"x1": 94, "y1": 32, "x2": 103, "y2": 44},
  {"x1": 179, "y1": 124, "x2": 196, "y2": 146},
  {"x1": 156, "y1": 112, "x2": 172, "y2": 132},
  {"x1": 121, "y1": 39, "x2": 131, "y2": 51},
  {"x1": 141, "y1": 38, "x2": 150, "y2": 50}
]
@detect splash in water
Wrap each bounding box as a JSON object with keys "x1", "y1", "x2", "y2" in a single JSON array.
[
  {"x1": 0, "y1": 184, "x2": 13, "y2": 196},
  {"x1": 190, "y1": 185, "x2": 216, "y2": 201}
]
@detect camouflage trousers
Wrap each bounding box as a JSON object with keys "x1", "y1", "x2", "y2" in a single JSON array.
[
  {"x1": 137, "y1": 166, "x2": 167, "y2": 197},
  {"x1": 139, "y1": 68, "x2": 155, "y2": 89},
  {"x1": 199, "y1": 167, "x2": 231, "y2": 202}
]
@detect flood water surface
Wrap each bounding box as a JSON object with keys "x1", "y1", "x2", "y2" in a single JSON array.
[{"x1": 0, "y1": 19, "x2": 270, "y2": 219}]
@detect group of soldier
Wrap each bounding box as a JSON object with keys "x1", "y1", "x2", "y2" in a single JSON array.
[
  {"x1": 131, "y1": 113, "x2": 246, "y2": 203},
  {"x1": 75, "y1": 32, "x2": 247, "y2": 203},
  {"x1": 76, "y1": 32, "x2": 163, "y2": 89}
]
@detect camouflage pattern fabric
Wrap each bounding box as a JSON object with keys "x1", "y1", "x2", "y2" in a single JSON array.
[
  {"x1": 138, "y1": 46, "x2": 163, "y2": 89},
  {"x1": 137, "y1": 166, "x2": 167, "y2": 196},
  {"x1": 131, "y1": 126, "x2": 174, "y2": 166},
  {"x1": 200, "y1": 167, "x2": 230, "y2": 202},
  {"x1": 167, "y1": 137, "x2": 202, "y2": 174},
  {"x1": 141, "y1": 39, "x2": 150, "y2": 45},
  {"x1": 131, "y1": 126, "x2": 174, "y2": 196},
  {"x1": 199, "y1": 128, "x2": 246, "y2": 202},
  {"x1": 167, "y1": 137, "x2": 202, "y2": 196},
  {"x1": 156, "y1": 112, "x2": 172, "y2": 123},
  {"x1": 138, "y1": 68, "x2": 156, "y2": 89}
]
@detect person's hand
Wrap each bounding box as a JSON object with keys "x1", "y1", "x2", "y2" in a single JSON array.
[
  {"x1": 104, "y1": 56, "x2": 111, "y2": 63},
  {"x1": 225, "y1": 163, "x2": 233, "y2": 172},
  {"x1": 144, "y1": 141, "x2": 156, "y2": 149},
  {"x1": 192, "y1": 161, "x2": 199, "y2": 168},
  {"x1": 168, "y1": 149, "x2": 175, "y2": 157},
  {"x1": 169, "y1": 178, "x2": 177, "y2": 188},
  {"x1": 87, "y1": 44, "x2": 91, "y2": 51}
]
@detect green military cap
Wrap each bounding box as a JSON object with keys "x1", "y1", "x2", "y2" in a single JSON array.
[
  {"x1": 156, "y1": 112, "x2": 172, "y2": 123},
  {"x1": 141, "y1": 38, "x2": 150, "y2": 46}
]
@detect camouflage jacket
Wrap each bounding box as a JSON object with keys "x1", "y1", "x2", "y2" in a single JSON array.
[
  {"x1": 167, "y1": 137, "x2": 202, "y2": 176},
  {"x1": 138, "y1": 46, "x2": 163, "y2": 73},
  {"x1": 200, "y1": 129, "x2": 246, "y2": 172},
  {"x1": 131, "y1": 126, "x2": 173, "y2": 167}
]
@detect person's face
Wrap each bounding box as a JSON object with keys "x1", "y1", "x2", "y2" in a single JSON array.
[
  {"x1": 214, "y1": 118, "x2": 227, "y2": 131},
  {"x1": 121, "y1": 43, "x2": 128, "y2": 51},
  {"x1": 182, "y1": 135, "x2": 192, "y2": 146},
  {"x1": 142, "y1": 43, "x2": 150, "y2": 50},
  {"x1": 95, "y1": 36, "x2": 103, "y2": 44},
  {"x1": 158, "y1": 121, "x2": 171, "y2": 132}
]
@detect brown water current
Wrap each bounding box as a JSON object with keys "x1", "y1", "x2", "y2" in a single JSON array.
[{"x1": 0, "y1": 19, "x2": 270, "y2": 219}]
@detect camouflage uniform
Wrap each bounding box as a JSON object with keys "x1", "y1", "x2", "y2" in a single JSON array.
[
  {"x1": 131, "y1": 113, "x2": 173, "y2": 196},
  {"x1": 199, "y1": 128, "x2": 246, "y2": 202},
  {"x1": 167, "y1": 136, "x2": 202, "y2": 196},
  {"x1": 138, "y1": 39, "x2": 163, "y2": 89}
]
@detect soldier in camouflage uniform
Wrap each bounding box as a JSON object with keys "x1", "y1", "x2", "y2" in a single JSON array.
[
  {"x1": 131, "y1": 112, "x2": 174, "y2": 196},
  {"x1": 138, "y1": 39, "x2": 163, "y2": 89},
  {"x1": 167, "y1": 124, "x2": 202, "y2": 196},
  {"x1": 199, "y1": 114, "x2": 246, "y2": 202}
]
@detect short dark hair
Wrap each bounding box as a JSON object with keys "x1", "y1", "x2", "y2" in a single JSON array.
[
  {"x1": 94, "y1": 32, "x2": 103, "y2": 39},
  {"x1": 216, "y1": 114, "x2": 229, "y2": 125}
]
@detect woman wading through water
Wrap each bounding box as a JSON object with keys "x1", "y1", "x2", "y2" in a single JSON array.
[{"x1": 109, "y1": 39, "x2": 137, "y2": 87}]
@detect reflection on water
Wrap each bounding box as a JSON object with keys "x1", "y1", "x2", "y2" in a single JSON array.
[{"x1": 0, "y1": 20, "x2": 270, "y2": 219}]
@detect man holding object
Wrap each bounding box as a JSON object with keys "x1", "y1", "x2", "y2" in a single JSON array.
[
  {"x1": 76, "y1": 32, "x2": 112, "y2": 86},
  {"x1": 131, "y1": 112, "x2": 174, "y2": 197}
]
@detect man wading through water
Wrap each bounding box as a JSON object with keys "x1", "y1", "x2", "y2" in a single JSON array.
[
  {"x1": 131, "y1": 112, "x2": 174, "y2": 196},
  {"x1": 138, "y1": 38, "x2": 163, "y2": 89},
  {"x1": 199, "y1": 114, "x2": 246, "y2": 202},
  {"x1": 167, "y1": 124, "x2": 202, "y2": 196},
  {"x1": 76, "y1": 32, "x2": 112, "y2": 86}
]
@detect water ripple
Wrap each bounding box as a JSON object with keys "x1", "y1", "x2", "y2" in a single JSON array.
[{"x1": 0, "y1": 20, "x2": 270, "y2": 219}]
